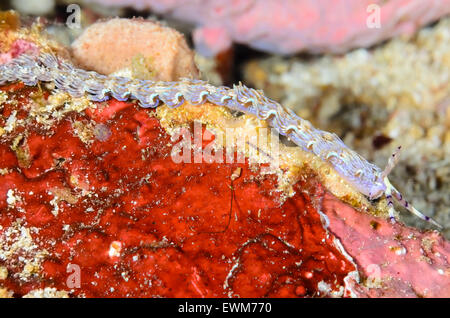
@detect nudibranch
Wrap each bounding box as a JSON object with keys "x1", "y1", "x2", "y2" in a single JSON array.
[{"x1": 0, "y1": 52, "x2": 441, "y2": 228}]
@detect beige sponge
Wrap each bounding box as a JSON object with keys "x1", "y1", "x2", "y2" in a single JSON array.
[{"x1": 71, "y1": 18, "x2": 199, "y2": 81}]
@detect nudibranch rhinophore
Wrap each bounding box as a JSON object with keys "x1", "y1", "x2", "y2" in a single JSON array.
[{"x1": 0, "y1": 52, "x2": 441, "y2": 228}]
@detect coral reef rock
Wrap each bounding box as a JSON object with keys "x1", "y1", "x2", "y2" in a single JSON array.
[
  {"x1": 0, "y1": 82, "x2": 360, "y2": 297},
  {"x1": 1, "y1": 81, "x2": 449, "y2": 297},
  {"x1": 1, "y1": 15, "x2": 449, "y2": 298}
]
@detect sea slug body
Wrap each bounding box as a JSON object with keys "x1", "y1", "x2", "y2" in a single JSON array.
[{"x1": 0, "y1": 53, "x2": 441, "y2": 228}]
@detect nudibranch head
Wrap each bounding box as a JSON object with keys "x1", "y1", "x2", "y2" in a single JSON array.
[{"x1": 368, "y1": 177, "x2": 386, "y2": 201}]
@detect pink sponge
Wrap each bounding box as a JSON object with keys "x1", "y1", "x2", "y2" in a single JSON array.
[
  {"x1": 86, "y1": 0, "x2": 450, "y2": 55},
  {"x1": 322, "y1": 191, "x2": 450, "y2": 298},
  {"x1": 0, "y1": 39, "x2": 39, "y2": 64}
]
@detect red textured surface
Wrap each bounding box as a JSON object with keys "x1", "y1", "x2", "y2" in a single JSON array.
[{"x1": 0, "y1": 84, "x2": 356, "y2": 297}]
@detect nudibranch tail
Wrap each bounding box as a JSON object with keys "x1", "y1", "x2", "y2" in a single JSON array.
[
  {"x1": 0, "y1": 52, "x2": 442, "y2": 229},
  {"x1": 381, "y1": 147, "x2": 442, "y2": 229},
  {"x1": 384, "y1": 178, "x2": 443, "y2": 229}
]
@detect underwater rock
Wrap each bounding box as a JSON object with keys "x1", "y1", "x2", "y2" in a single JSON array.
[
  {"x1": 71, "y1": 18, "x2": 199, "y2": 81},
  {"x1": 0, "y1": 83, "x2": 360, "y2": 297},
  {"x1": 2, "y1": 82, "x2": 447, "y2": 297},
  {"x1": 80, "y1": 0, "x2": 450, "y2": 55},
  {"x1": 322, "y1": 192, "x2": 450, "y2": 297},
  {"x1": 0, "y1": 16, "x2": 449, "y2": 298},
  {"x1": 11, "y1": 0, "x2": 55, "y2": 16}
]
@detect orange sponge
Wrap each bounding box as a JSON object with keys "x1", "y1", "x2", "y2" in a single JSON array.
[{"x1": 71, "y1": 18, "x2": 199, "y2": 81}]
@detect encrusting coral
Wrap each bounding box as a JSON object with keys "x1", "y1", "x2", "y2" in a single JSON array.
[{"x1": 0, "y1": 13, "x2": 449, "y2": 298}]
